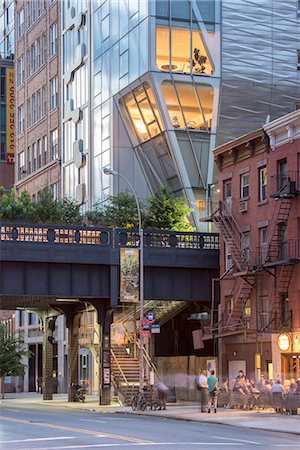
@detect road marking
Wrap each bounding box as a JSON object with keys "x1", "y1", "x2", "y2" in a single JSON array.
[
  {"x1": 0, "y1": 416, "x2": 151, "y2": 444},
  {"x1": 80, "y1": 419, "x2": 107, "y2": 424},
  {"x1": 0, "y1": 437, "x2": 76, "y2": 444},
  {"x1": 212, "y1": 436, "x2": 261, "y2": 445},
  {"x1": 19, "y1": 443, "x2": 244, "y2": 449}
]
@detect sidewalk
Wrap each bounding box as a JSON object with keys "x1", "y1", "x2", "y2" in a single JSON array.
[{"x1": 1, "y1": 393, "x2": 299, "y2": 436}]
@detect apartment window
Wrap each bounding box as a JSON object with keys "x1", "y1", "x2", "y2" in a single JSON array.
[
  {"x1": 259, "y1": 166, "x2": 267, "y2": 202},
  {"x1": 17, "y1": 56, "x2": 24, "y2": 86},
  {"x1": 37, "y1": 38, "x2": 41, "y2": 68},
  {"x1": 42, "y1": 85, "x2": 47, "y2": 117},
  {"x1": 298, "y1": 50, "x2": 300, "y2": 71},
  {"x1": 32, "y1": 94, "x2": 36, "y2": 124},
  {"x1": 31, "y1": 0, "x2": 36, "y2": 24},
  {"x1": 17, "y1": 10, "x2": 24, "y2": 39},
  {"x1": 37, "y1": 0, "x2": 41, "y2": 17},
  {"x1": 27, "y1": 98, "x2": 31, "y2": 127},
  {"x1": 28, "y1": 312, "x2": 38, "y2": 325},
  {"x1": 50, "y1": 129, "x2": 58, "y2": 160},
  {"x1": 26, "y1": 47, "x2": 31, "y2": 78},
  {"x1": 31, "y1": 43, "x2": 36, "y2": 74},
  {"x1": 18, "y1": 151, "x2": 25, "y2": 180},
  {"x1": 241, "y1": 232, "x2": 250, "y2": 263},
  {"x1": 225, "y1": 243, "x2": 232, "y2": 271},
  {"x1": 32, "y1": 142, "x2": 37, "y2": 171},
  {"x1": 225, "y1": 296, "x2": 234, "y2": 315},
  {"x1": 27, "y1": 146, "x2": 31, "y2": 174},
  {"x1": 0, "y1": 135, "x2": 6, "y2": 161},
  {"x1": 42, "y1": 135, "x2": 47, "y2": 164},
  {"x1": 42, "y1": 33, "x2": 47, "y2": 64},
  {"x1": 18, "y1": 310, "x2": 25, "y2": 327},
  {"x1": 51, "y1": 183, "x2": 58, "y2": 200},
  {"x1": 37, "y1": 90, "x2": 41, "y2": 121},
  {"x1": 50, "y1": 77, "x2": 58, "y2": 110},
  {"x1": 278, "y1": 159, "x2": 287, "y2": 191},
  {"x1": 50, "y1": 23, "x2": 58, "y2": 57},
  {"x1": 223, "y1": 179, "x2": 232, "y2": 212},
  {"x1": 243, "y1": 298, "x2": 252, "y2": 318},
  {"x1": 37, "y1": 139, "x2": 42, "y2": 169},
  {"x1": 240, "y1": 173, "x2": 249, "y2": 199},
  {"x1": 26, "y1": 1, "x2": 31, "y2": 28},
  {"x1": 156, "y1": 26, "x2": 213, "y2": 76},
  {"x1": 18, "y1": 105, "x2": 24, "y2": 134},
  {"x1": 260, "y1": 226, "x2": 268, "y2": 263}
]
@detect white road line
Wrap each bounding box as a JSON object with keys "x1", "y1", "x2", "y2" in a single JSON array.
[
  {"x1": 212, "y1": 436, "x2": 261, "y2": 445},
  {"x1": 18, "y1": 443, "x2": 245, "y2": 449},
  {"x1": 0, "y1": 437, "x2": 76, "y2": 444},
  {"x1": 80, "y1": 419, "x2": 107, "y2": 424}
]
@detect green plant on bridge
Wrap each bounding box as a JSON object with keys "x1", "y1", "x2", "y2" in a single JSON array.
[
  {"x1": 0, "y1": 324, "x2": 28, "y2": 399},
  {"x1": 0, "y1": 186, "x2": 194, "y2": 232}
]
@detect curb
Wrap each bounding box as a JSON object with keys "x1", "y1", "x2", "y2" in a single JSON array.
[{"x1": 114, "y1": 409, "x2": 300, "y2": 436}]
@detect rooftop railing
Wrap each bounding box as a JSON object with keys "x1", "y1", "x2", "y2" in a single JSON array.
[{"x1": 0, "y1": 223, "x2": 220, "y2": 251}]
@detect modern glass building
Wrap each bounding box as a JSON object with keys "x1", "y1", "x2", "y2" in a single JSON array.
[{"x1": 61, "y1": 0, "x2": 300, "y2": 229}]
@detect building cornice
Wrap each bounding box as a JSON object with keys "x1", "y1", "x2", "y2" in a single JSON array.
[{"x1": 263, "y1": 110, "x2": 300, "y2": 150}]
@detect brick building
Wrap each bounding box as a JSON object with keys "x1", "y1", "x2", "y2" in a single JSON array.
[
  {"x1": 211, "y1": 110, "x2": 300, "y2": 384},
  {"x1": 14, "y1": 0, "x2": 61, "y2": 199}
]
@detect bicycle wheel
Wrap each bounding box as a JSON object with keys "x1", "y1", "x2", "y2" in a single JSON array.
[{"x1": 131, "y1": 395, "x2": 138, "y2": 411}]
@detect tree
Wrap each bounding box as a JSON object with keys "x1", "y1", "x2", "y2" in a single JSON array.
[
  {"x1": 0, "y1": 187, "x2": 81, "y2": 225},
  {"x1": 0, "y1": 324, "x2": 28, "y2": 399},
  {"x1": 85, "y1": 191, "x2": 143, "y2": 229},
  {"x1": 144, "y1": 186, "x2": 194, "y2": 232}
]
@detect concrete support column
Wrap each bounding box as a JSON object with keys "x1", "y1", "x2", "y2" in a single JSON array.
[
  {"x1": 42, "y1": 316, "x2": 56, "y2": 400},
  {"x1": 66, "y1": 313, "x2": 81, "y2": 402},
  {"x1": 96, "y1": 305, "x2": 114, "y2": 406}
]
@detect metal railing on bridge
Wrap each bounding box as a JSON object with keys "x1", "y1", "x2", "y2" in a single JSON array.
[{"x1": 0, "y1": 223, "x2": 219, "y2": 251}]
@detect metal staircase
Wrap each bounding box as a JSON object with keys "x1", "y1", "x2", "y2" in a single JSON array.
[
  {"x1": 211, "y1": 201, "x2": 250, "y2": 272},
  {"x1": 265, "y1": 198, "x2": 293, "y2": 263},
  {"x1": 210, "y1": 201, "x2": 255, "y2": 335}
]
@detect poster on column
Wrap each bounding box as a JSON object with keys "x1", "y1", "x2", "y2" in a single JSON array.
[
  {"x1": 6, "y1": 67, "x2": 14, "y2": 165},
  {"x1": 120, "y1": 248, "x2": 139, "y2": 303}
]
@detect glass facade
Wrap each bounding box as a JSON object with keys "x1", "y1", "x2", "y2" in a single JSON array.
[{"x1": 61, "y1": 0, "x2": 300, "y2": 230}]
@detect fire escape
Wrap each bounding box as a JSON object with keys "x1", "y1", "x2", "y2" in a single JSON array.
[
  {"x1": 211, "y1": 201, "x2": 255, "y2": 336},
  {"x1": 260, "y1": 173, "x2": 298, "y2": 332}
]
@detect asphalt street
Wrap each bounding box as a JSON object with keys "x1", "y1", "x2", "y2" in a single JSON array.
[{"x1": 0, "y1": 403, "x2": 298, "y2": 450}]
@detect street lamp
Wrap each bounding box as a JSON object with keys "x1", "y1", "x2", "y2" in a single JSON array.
[{"x1": 103, "y1": 167, "x2": 144, "y2": 393}]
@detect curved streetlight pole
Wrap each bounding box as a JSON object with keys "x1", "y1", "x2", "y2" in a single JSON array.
[{"x1": 103, "y1": 167, "x2": 144, "y2": 393}]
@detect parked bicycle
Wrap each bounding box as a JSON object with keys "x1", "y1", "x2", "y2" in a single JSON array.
[
  {"x1": 131, "y1": 392, "x2": 147, "y2": 411},
  {"x1": 72, "y1": 383, "x2": 86, "y2": 402}
]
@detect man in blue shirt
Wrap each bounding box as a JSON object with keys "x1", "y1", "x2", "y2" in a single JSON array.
[{"x1": 207, "y1": 370, "x2": 218, "y2": 413}]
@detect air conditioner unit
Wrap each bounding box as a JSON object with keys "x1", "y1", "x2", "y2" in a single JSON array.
[{"x1": 239, "y1": 200, "x2": 248, "y2": 213}]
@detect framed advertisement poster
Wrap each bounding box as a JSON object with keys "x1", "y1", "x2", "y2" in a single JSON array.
[{"x1": 120, "y1": 248, "x2": 139, "y2": 303}]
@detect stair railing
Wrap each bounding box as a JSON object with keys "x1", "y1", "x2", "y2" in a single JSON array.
[{"x1": 110, "y1": 347, "x2": 130, "y2": 388}]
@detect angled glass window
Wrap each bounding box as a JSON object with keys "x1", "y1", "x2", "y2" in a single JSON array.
[
  {"x1": 161, "y1": 81, "x2": 185, "y2": 129},
  {"x1": 123, "y1": 83, "x2": 162, "y2": 143},
  {"x1": 162, "y1": 80, "x2": 213, "y2": 131}
]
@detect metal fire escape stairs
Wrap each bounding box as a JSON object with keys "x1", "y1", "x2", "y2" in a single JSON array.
[
  {"x1": 261, "y1": 178, "x2": 297, "y2": 331},
  {"x1": 211, "y1": 201, "x2": 256, "y2": 336}
]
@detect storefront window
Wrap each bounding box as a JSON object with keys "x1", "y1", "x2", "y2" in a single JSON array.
[
  {"x1": 161, "y1": 80, "x2": 213, "y2": 130},
  {"x1": 156, "y1": 26, "x2": 213, "y2": 75},
  {"x1": 123, "y1": 83, "x2": 162, "y2": 143}
]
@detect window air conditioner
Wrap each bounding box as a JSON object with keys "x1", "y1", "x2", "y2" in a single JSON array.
[{"x1": 239, "y1": 200, "x2": 248, "y2": 213}]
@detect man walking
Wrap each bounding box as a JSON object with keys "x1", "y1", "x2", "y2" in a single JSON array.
[
  {"x1": 207, "y1": 370, "x2": 218, "y2": 413},
  {"x1": 196, "y1": 369, "x2": 208, "y2": 412}
]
